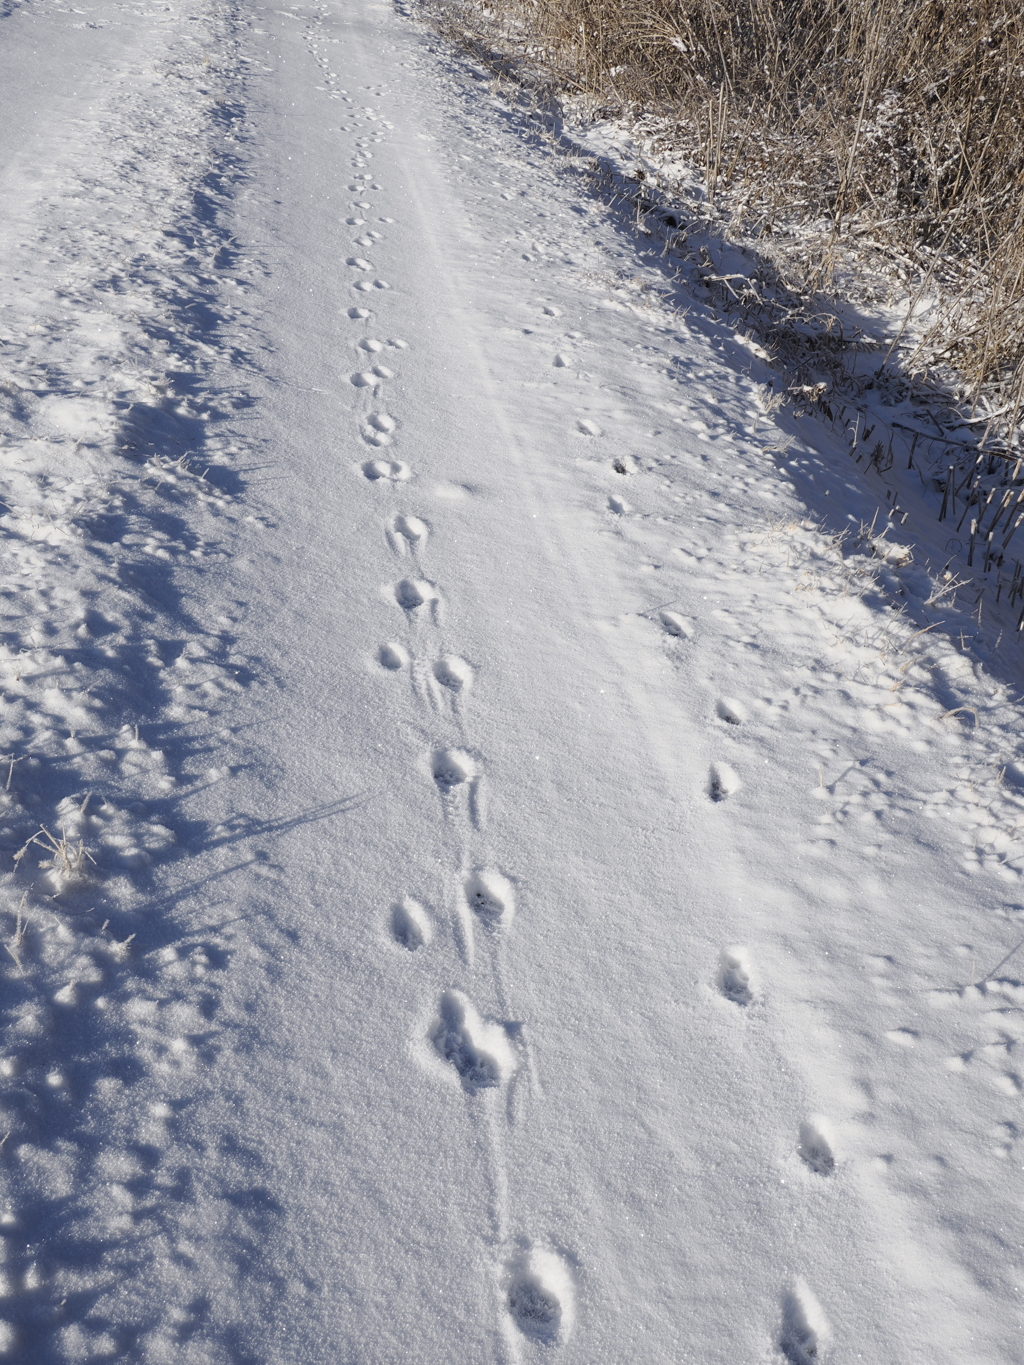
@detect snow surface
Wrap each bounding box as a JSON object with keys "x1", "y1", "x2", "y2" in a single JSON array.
[{"x1": 0, "y1": 1, "x2": 1023, "y2": 1361}]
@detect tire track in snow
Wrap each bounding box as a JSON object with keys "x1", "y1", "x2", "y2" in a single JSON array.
[{"x1": 0, "y1": 2, "x2": 297, "y2": 1356}]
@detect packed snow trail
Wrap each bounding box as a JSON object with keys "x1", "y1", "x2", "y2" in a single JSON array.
[{"x1": 0, "y1": 1, "x2": 1022, "y2": 1361}]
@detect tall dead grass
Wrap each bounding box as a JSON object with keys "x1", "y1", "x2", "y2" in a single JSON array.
[{"x1": 442, "y1": 0, "x2": 1024, "y2": 422}]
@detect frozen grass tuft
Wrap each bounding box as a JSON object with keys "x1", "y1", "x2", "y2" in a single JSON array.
[{"x1": 14, "y1": 825, "x2": 96, "y2": 895}]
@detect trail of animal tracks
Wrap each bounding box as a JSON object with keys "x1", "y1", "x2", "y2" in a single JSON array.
[{"x1": 0, "y1": 1, "x2": 1022, "y2": 1361}]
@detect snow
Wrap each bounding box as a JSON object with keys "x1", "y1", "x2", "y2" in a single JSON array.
[{"x1": 0, "y1": 0, "x2": 1022, "y2": 1361}]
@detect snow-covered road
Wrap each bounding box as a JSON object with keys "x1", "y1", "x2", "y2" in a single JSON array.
[{"x1": 1, "y1": 2, "x2": 1023, "y2": 1361}]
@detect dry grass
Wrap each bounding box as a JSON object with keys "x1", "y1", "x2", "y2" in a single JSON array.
[
  {"x1": 5, "y1": 895, "x2": 27, "y2": 974},
  {"x1": 435, "y1": 0, "x2": 1024, "y2": 426},
  {"x1": 14, "y1": 825, "x2": 96, "y2": 894}
]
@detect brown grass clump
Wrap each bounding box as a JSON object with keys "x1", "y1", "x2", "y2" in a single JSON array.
[{"x1": 434, "y1": 0, "x2": 1024, "y2": 423}]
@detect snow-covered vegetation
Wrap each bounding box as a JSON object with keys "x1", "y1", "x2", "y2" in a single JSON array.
[
  {"x1": 435, "y1": 0, "x2": 1024, "y2": 405},
  {"x1": 0, "y1": 0, "x2": 1022, "y2": 1360}
]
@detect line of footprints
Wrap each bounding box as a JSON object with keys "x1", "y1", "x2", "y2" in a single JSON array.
[
  {"x1": 344, "y1": 182, "x2": 572, "y2": 1347},
  {"x1": 345, "y1": 158, "x2": 834, "y2": 1359},
  {"x1": 662, "y1": 627, "x2": 836, "y2": 1177},
  {"x1": 664, "y1": 624, "x2": 835, "y2": 1362}
]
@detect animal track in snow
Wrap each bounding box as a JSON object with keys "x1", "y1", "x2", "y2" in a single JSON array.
[
  {"x1": 391, "y1": 897, "x2": 432, "y2": 950},
  {"x1": 354, "y1": 279, "x2": 390, "y2": 292},
  {"x1": 393, "y1": 514, "x2": 428, "y2": 549},
  {"x1": 716, "y1": 697, "x2": 746, "y2": 725},
  {"x1": 378, "y1": 642, "x2": 408, "y2": 671},
  {"x1": 432, "y1": 481, "x2": 472, "y2": 501},
  {"x1": 708, "y1": 763, "x2": 741, "y2": 802},
  {"x1": 347, "y1": 256, "x2": 373, "y2": 270},
  {"x1": 780, "y1": 1282, "x2": 829, "y2": 1365},
  {"x1": 348, "y1": 306, "x2": 371, "y2": 319},
  {"x1": 798, "y1": 1120, "x2": 835, "y2": 1176},
  {"x1": 718, "y1": 948, "x2": 753, "y2": 1006},
  {"x1": 577, "y1": 418, "x2": 602, "y2": 437},
  {"x1": 359, "y1": 337, "x2": 384, "y2": 352},
  {"x1": 886, "y1": 1028, "x2": 919, "y2": 1047},
  {"x1": 431, "y1": 747, "x2": 476, "y2": 790},
  {"x1": 505, "y1": 1246, "x2": 574, "y2": 1345},
  {"x1": 659, "y1": 611, "x2": 693, "y2": 638},
  {"x1": 362, "y1": 458, "x2": 411, "y2": 482},
  {"x1": 351, "y1": 365, "x2": 394, "y2": 387},
  {"x1": 430, "y1": 989, "x2": 515, "y2": 1092},
  {"x1": 608, "y1": 495, "x2": 631, "y2": 514},
  {"x1": 433, "y1": 654, "x2": 473, "y2": 691},
  {"x1": 394, "y1": 578, "x2": 437, "y2": 612},
  {"x1": 464, "y1": 869, "x2": 514, "y2": 928}
]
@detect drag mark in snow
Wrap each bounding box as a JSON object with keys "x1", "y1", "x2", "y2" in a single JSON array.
[
  {"x1": 708, "y1": 762, "x2": 741, "y2": 802},
  {"x1": 718, "y1": 948, "x2": 754, "y2": 1006},
  {"x1": 430, "y1": 989, "x2": 516, "y2": 1092}
]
